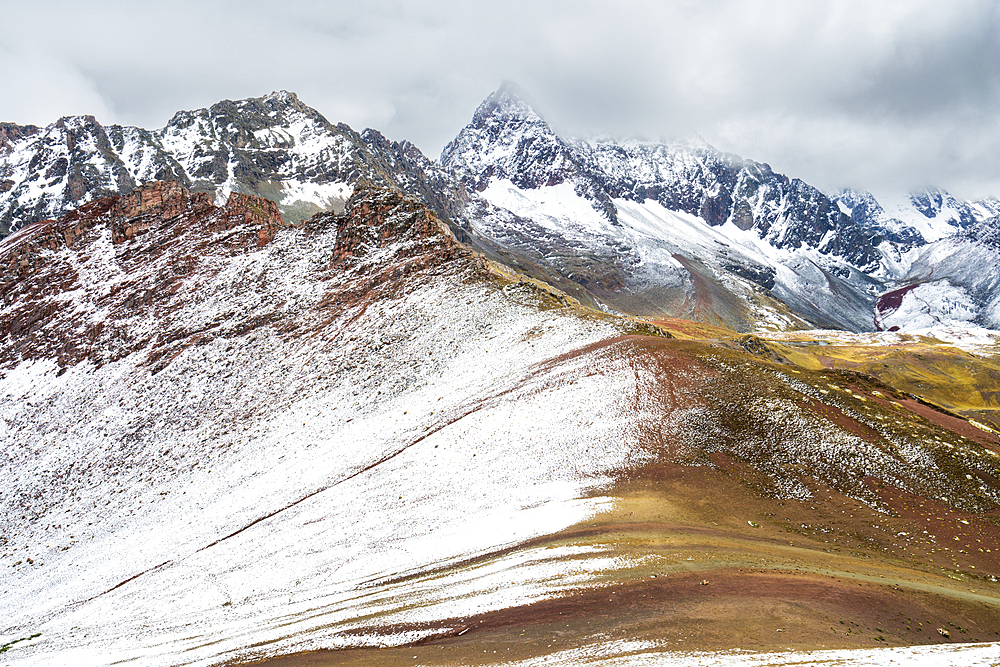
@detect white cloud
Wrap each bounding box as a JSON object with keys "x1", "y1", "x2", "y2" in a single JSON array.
[
  {"x1": 0, "y1": 47, "x2": 116, "y2": 125},
  {"x1": 1, "y1": 0, "x2": 999, "y2": 198}
]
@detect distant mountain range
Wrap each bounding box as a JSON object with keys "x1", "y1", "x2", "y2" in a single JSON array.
[{"x1": 3, "y1": 84, "x2": 999, "y2": 332}]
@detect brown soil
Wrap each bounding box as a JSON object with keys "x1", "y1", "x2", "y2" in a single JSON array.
[{"x1": 898, "y1": 398, "x2": 1000, "y2": 451}]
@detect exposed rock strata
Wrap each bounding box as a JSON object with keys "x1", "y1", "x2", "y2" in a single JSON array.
[{"x1": 0, "y1": 181, "x2": 287, "y2": 369}]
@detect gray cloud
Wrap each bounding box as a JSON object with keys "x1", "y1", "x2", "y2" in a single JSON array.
[{"x1": 2, "y1": 0, "x2": 999, "y2": 199}]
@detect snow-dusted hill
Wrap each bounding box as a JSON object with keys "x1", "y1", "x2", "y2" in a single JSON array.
[
  {"x1": 0, "y1": 181, "x2": 649, "y2": 665},
  {"x1": 2, "y1": 181, "x2": 1000, "y2": 665},
  {"x1": 3, "y1": 81, "x2": 1000, "y2": 667}
]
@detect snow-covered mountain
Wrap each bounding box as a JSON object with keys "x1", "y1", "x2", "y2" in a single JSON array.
[
  {"x1": 836, "y1": 188, "x2": 1000, "y2": 246},
  {"x1": 3, "y1": 82, "x2": 1000, "y2": 665},
  {"x1": 442, "y1": 85, "x2": 886, "y2": 330},
  {"x1": 0, "y1": 116, "x2": 138, "y2": 233},
  {"x1": 443, "y1": 84, "x2": 1000, "y2": 332},
  {"x1": 0, "y1": 92, "x2": 459, "y2": 237},
  {"x1": 832, "y1": 189, "x2": 1000, "y2": 329},
  {"x1": 443, "y1": 83, "x2": 881, "y2": 273},
  {"x1": 4, "y1": 85, "x2": 1000, "y2": 332},
  {"x1": 3, "y1": 176, "x2": 1000, "y2": 666}
]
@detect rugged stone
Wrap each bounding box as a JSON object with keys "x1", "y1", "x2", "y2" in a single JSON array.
[
  {"x1": 220, "y1": 191, "x2": 285, "y2": 247},
  {"x1": 0, "y1": 181, "x2": 290, "y2": 368},
  {"x1": 0, "y1": 122, "x2": 40, "y2": 151},
  {"x1": 110, "y1": 180, "x2": 201, "y2": 243},
  {"x1": 333, "y1": 184, "x2": 465, "y2": 265}
]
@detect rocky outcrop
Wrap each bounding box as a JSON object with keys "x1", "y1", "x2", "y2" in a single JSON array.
[
  {"x1": 0, "y1": 181, "x2": 289, "y2": 368},
  {"x1": 334, "y1": 187, "x2": 451, "y2": 260},
  {"x1": 0, "y1": 178, "x2": 483, "y2": 372},
  {"x1": 106, "y1": 180, "x2": 285, "y2": 246},
  {"x1": 221, "y1": 192, "x2": 286, "y2": 246},
  {"x1": 110, "y1": 180, "x2": 207, "y2": 242},
  {"x1": 0, "y1": 122, "x2": 40, "y2": 151}
]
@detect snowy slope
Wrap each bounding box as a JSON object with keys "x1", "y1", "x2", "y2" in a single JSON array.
[
  {"x1": 478, "y1": 179, "x2": 803, "y2": 329},
  {"x1": 3, "y1": 182, "x2": 1000, "y2": 665},
  {"x1": 875, "y1": 236, "x2": 1000, "y2": 330},
  {"x1": 0, "y1": 182, "x2": 652, "y2": 666},
  {"x1": 0, "y1": 276, "x2": 639, "y2": 667}
]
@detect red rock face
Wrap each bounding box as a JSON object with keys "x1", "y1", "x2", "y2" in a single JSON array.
[
  {"x1": 332, "y1": 187, "x2": 458, "y2": 263},
  {"x1": 110, "y1": 180, "x2": 200, "y2": 242},
  {"x1": 218, "y1": 192, "x2": 285, "y2": 247},
  {"x1": 0, "y1": 180, "x2": 478, "y2": 372},
  {"x1": 873, "y1": 283, "x2": 919, "y2": 331},
  {"x1": 0, "y1": 181, "x2": 290, "y2": 369},
  {"x1": 108, "y1": 181, "x2": 285, "y2": 246}
]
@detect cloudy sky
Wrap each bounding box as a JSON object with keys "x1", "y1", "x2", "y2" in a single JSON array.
[{"x1": 2, "y1": 0, "x2": 999, "y2": 200}]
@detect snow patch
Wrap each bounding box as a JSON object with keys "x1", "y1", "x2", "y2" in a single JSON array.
[{"x1": 877, "y1": 280, "x2": 978, "y2": 331}]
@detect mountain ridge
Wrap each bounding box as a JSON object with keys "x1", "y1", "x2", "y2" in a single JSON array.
[
  {"x1": 441, "y1": 85, "x2": 1000, "y2": 332},
  {"x1": 2, "y1": 173, "x2": 999, "y2": 665},
  {"x1": 3, "y1": 85, "x2": 1000, "y2": 333}
]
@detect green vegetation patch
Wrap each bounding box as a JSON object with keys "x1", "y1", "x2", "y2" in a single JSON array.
[{"x1": 1, "y1": 633, "x2": 41, "y2": 653}]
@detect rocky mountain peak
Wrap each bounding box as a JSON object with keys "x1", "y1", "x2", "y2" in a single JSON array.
[
  {"x1": 909, "y1": 188, "x2": 977, "y2": 227},
  {"x1": 262, "y1": 89, "x2": 302, "y2": 106},
  {"x1": 162, "y1": 92, "x2": 328, "y2": 148},
  {"x1": 332, "y1": 184, "x2": 467, "y2": 269},
  {"x1": 0, "y1": 90, "x2": 468, "y2": 241},
  {"x1": 835, "y1": 188, "x2": 882, "y2": 216},
  {"x1": 441, "y1": 83, "x2": 612, "y2": 226},
  {"x1": 470, "y1": 80, "x2": 544, "y2": 128},
  {"x1": 0, "y1": 123, "x2": 40, "y2": 151}
]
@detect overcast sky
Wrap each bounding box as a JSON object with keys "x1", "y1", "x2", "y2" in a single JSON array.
[{"x1": 2, "y1": 0, "x2": 999, "y2": 200}]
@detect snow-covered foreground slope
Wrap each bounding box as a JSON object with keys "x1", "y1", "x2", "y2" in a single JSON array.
[
  {"x1": 488, "y1": 641, "x2": 1000, "y2": 666},
  {"x1": 1, "y1": 289, "x2": 638, "y2": 666},
  {"x1": 0, "y1": 184, "x2": 665, "y2": 665},
  {"x1": 3, "y1": 182, "x2": 1000, "y2": 666}
]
